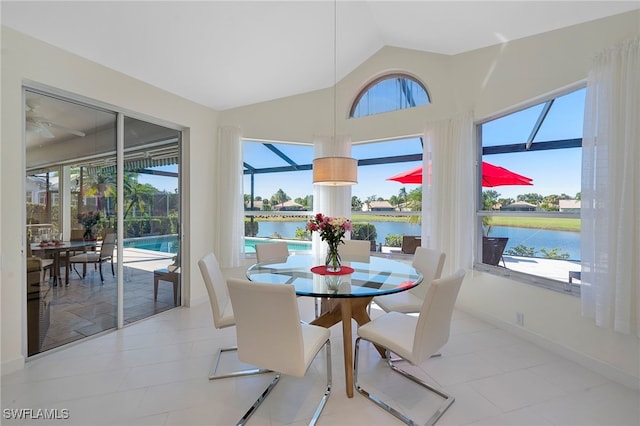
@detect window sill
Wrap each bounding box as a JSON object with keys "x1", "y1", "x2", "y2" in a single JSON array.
[{"x1": 473, "y1": 262, "x2": 581, "y2": 296}]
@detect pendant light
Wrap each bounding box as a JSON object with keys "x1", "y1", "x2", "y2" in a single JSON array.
[{"x1": 313, "y1": 0, "x2": 357, "y2": 186}]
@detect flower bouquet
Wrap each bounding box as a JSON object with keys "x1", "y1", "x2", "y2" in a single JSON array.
[
  {"x1": 77, "y1": 211, "x2": 102, "y2": 240},
  {"x1": 306, "y1": 213, "x2": 352, "y2": 272}
]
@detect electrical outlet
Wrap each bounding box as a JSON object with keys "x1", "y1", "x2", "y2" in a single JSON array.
[{"x1": 516, "y1": 312, "x2": 524, "y2": 326}]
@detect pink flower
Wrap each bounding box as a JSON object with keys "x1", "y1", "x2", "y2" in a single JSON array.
[{"x1": 306, "y1": 213, "x2": 352, "y2": 247}]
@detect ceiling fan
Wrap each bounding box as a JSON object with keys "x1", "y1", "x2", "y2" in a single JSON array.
[{"x1": 25, "y1": 103, "x2": 86, "y2": 139}]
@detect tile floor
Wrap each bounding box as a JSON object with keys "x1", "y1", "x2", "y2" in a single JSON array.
[
  {"x1": 37, "y1": 248, "x2": 179, "y2": 353},
  {"x1": 3, "y1": 295, "x2": 639, "y2": 425}
]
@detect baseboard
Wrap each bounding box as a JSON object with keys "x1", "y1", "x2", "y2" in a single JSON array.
[
  {"x1": 1, "y1": 356, "x2": 25, "y2": 376},
  {"x1": 458, "y1": 307, "x2": 640, "y2": 391}
]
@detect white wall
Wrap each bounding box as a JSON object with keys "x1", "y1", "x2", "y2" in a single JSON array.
[
  {"x1": 1, "y1": 27, "x2": 218, "y2": 372},
  {"x1": 219, "y1": 11, "x2": 640, "y2": 387},
  {"x1": 220, "y1": 47, "x2": 455, "y2": 144}
]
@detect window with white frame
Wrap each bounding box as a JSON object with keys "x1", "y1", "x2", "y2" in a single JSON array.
[{"x1": 476, "y1": 87, "x2": 584, "y2": 295}]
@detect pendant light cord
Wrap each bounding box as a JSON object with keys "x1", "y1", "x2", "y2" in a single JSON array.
[{"x1": 333, "y1": 0, "x2": 337, "y2": 145}]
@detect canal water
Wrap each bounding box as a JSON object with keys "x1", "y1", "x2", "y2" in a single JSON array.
[
  {"x1": 255, "y1": 221, "x2": 581, "y2": 261},
  {"x1": 123, "y1": 221, "x2": 581, "y2": 261}
]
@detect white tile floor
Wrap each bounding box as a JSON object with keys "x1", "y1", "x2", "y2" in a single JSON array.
[{"x1": 2, "y1": 297, "x2": 639, "y2": 426}]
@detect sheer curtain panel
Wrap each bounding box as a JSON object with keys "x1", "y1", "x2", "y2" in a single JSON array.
[
  {"x1": 581, "y1": 37, "x2": 640, "y2": 336},
  {"x1": 422, "y1": 111, "x2": 474, "y2": 276},
  {"x1": 214, "y1": 126, "x2": 244, "y2": 268}
]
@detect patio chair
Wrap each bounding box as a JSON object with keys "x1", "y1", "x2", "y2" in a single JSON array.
[
  {"x1": 354, "y1": 269, "x2": 465, "y2": 426},
  {"x1": 227, "y1": 278, "x2": 332, "y2": 426},
  {"x1": 154, "y1": 252, "x2": 181, "y2": 305},
  {"x1": 59, "y1": 229, "x2": 90, "y2": 276},
  {"x1": 68, "y1": 232, "x2": 115, "y2": 283},
  {"x1": 26, "y1": 244, "x2": 54, "y2": 285},
  {"x1": 482, "y1": 236, "x2": 508, "y2": 267},
  {"x1": 401, "y1": 235, "x2": 421, "y2": 254}
]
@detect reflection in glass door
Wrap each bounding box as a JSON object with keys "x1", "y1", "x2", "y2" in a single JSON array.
[
  {"x1": 25, "y1": 89, "x2": 118, "y2": 355},
  {"x1": 25, "y1": 89, "x2": 182, "y2": 356}
]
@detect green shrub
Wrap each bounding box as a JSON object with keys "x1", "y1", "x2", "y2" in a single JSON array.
[
  {"x1": 539, "y1": 247, "x2": 570, "y2": 259},
  {"x1": 245, "y1": 220, "x2": 259, "y2": 237},
  {"x1": 505, "y1": 244, "x2": 536, "y2": 257},
  {"x1": 352, "y1": 223, "x2": 377, "y2": 241},
  {"x1": 385, "y1": 234, "x2": 403, "y2": 247},
  {"x1": 295, "y1": 227, "x2": 311, "y2": 240}
]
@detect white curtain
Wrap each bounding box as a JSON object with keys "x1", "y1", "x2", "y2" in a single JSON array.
[
  {"x1": 423, "y1": 111, "x2": 475, "y2": 276},
  {"x1": 213, "y1": 126, "x2": 244, "y2": 268},
  {"x1": 581, "y1": 37, "x2": 640, "y2": 336}
]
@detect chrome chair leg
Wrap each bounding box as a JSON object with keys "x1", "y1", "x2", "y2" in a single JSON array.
[
  {"x1": 236, "y1": 373, "x2": 281, "y2": 426},
  {"x1": 354, "y1": 337, "x2": 454, "y2": 426},
  {"x1": 209, "y1": 346, "x2": 271, "y2": 380},
  {"x1": 236, "y1": 339, "x2": 332, "y2": 426},
  {"x1": 309, "y1": 339, "x2": 332, "y2": 426},
  {"x1": 388, "y1": 351, "x2": 441, "y2": 364}
]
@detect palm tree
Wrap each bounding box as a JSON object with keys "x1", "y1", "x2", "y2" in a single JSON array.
[
  {"x1": 398, "y1": 187, "x2": 407, "y2": 211},
  {"x1": 123, "y1": 173, "x2": 156, "y2": 219}
]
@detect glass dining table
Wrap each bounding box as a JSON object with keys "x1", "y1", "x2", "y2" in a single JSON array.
[{"x1": 246, "y1": 253, "x2": 423, "y2": 398}]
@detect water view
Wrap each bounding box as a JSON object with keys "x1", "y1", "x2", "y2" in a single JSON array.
[
  {"x1": 123, "y1": 221, "x2": 580, "y2": 261},
  {"x1": 489, "y1": 226, "x2": 580, "y2": 260},
  {"x1": 255, "y1": 220, "x2": 581, "y2": 260}
]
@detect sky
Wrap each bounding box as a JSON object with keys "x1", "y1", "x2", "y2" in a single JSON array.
[{"x1": 140, "y1": 87, "x2": 584, "y2": 203}]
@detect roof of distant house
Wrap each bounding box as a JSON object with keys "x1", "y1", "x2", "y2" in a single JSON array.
[
  {"x1": 274, "y1": 200, "x2": 304, "y2": 210},
  {"x1": 369, "y1": 200, "x2": 394, "y2": 209}
]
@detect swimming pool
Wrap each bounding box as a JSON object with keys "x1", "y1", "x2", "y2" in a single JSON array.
[{"x1": 123, "y1": 234, "x2": 311, "y2": 254}]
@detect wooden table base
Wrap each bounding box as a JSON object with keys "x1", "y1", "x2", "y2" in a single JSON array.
[{"x1": 310, "y1": 297, "x2": 385, "y2": 398}]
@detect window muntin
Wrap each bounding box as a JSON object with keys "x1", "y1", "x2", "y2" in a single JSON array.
[
  {"x1": 477, "y1": 88, "x2": 584, "y2": 294},
  {"x1": 352, "y1": 137, "x2": 422, "y2": 160},
  {"x1": 350, "y1": 74, "x2": 430, "y2": 118}
]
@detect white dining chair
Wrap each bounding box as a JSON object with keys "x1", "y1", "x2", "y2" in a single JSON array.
[
  {"x1": 354, "y1": 269, "x2": 466, "y2": 426},
  {"x1": 197, "y1": 252, "x2": 271, "y2": 380},
  {"x1": 373, "y1": 246, "x2": 446, "y2": 314},
  {"x1": 227, "y1": 278, "x2": 332, "y2": 426},
  {"x1": 339, "y1": 239, "x2": 370, "y2": 263},
  {"x1": 255, "y1": 241, "x2": 289, "y2": 262}
]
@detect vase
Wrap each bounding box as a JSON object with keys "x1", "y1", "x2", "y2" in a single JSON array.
[
  {"x1": 325, "y1": 241, "x2": 341, "y2": 272},
  {"x1": 83, "y1": 226, "x2": 98, "y2": 241}
]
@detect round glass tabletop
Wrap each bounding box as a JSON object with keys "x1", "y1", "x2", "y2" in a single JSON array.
[{"x1": 246, "y1": 254, "x2": 423, "y2": 298}]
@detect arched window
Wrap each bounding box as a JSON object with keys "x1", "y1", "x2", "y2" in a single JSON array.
[{"x1": 350, "y1": 74, "x2": 430, "y2": 118}]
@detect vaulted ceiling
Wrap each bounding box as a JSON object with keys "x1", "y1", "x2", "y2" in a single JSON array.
[{"x1": 3, "y1": 1, "x2": 638, "y2": 110}]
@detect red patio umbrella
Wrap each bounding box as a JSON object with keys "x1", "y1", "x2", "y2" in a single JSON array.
[{"x1": 386, "y1": 162, "x2": 533, "y2": 187}]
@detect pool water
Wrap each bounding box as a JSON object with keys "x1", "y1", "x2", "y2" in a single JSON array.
[{"x1": 123, "y1": 234, "x2": 311, "y2": 254}]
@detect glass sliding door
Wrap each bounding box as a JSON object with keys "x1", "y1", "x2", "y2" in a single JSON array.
[
  {"x1": 25, "y1": 89, "x2": 118, "y2": 355},
  {"x1": 122, "y1": 117, "x2": 181, "y2": 323},
  {"x1": 25, "y1": 88, "x2": 182, "y2": 356}
]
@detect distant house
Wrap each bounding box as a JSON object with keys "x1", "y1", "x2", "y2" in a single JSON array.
[
  {"x1": 363, "y1": 200, "x2": 394, "y2": 212},
  {"x1": 245, "y1": 200, "x2": 264, "y2": 211},
  {"x1": 500, "y1": 201, "x2": 537, "y2": 211},
  {"x1": 559, "y1": 199, "x2": 581, "y2": 212},
  {"x1": 274, "y1": 200, "x2": 306, "y2": 211}
]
